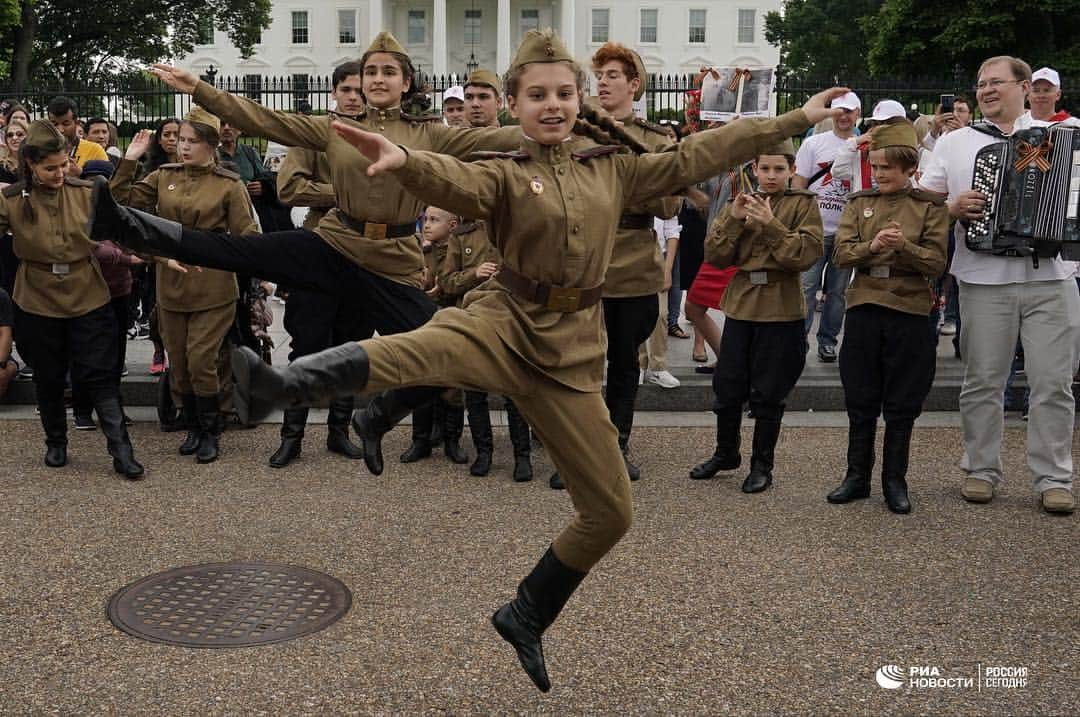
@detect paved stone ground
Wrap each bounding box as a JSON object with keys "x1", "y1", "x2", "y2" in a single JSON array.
[{"x1": 0, "y1": 420, "x2": 1075, "y2": 715}]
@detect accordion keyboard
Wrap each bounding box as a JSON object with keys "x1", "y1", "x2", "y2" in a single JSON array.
[{"x1": 968, "y1": 143, "x2": 1007, "y2": 249}]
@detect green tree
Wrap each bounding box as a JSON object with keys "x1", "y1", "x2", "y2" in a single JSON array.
[
  {"x1": 2, "y1": 0, "x2": 272, "y2": 92},
  {"x1": 765, "y1": 0, "x2": 883, "y2": 78},
  {"x1": 864, "y1": 0, "x2": 1080, "y2": 78}
]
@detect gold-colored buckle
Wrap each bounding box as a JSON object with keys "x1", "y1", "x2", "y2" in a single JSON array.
[
  {"x1": 545, "y1": 286, "x2": 581, "y2": 312},
  {"x1": 363, "y1": 222, "x2": 388, "y2": 240}
]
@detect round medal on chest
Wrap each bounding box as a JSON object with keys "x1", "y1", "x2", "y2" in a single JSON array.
[
  {"x1": 530, "y1": 176, "x2": 544, "y2": 195},
  {"x1": 863, "y1": 208, "x2": 873, "y2": 218}
]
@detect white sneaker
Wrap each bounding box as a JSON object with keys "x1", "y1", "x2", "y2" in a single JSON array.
[{"x1": 645, "y1": 369, "x2": 680, "y2": 389}]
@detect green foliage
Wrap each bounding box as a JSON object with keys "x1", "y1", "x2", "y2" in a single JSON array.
[
  {"x1": 2, "y1": 0, "x2": 272, "y2": 87},
  {"x1": 765, "y1": 0, "x2": 883, "y2": 77},
  {"x1": 864, "y1": 0, "x2": 1080, "y2": 77}
]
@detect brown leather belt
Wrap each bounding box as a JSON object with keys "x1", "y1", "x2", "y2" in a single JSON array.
[
  {"x1": 24, "y1": 257, "x2": 91, "y2": 275},
  {"x1": 857, "y1": 266, "x2": 923, "y2": 279},
  {"x1": 495, "y1": 265, "x2": 603, "y2": 313},
  {"x1": 618, "y1": 213, "x2": 653, "y2": 230},
  {"x1": 337, "y1": 210, "x2": 417, "y2": 240}
]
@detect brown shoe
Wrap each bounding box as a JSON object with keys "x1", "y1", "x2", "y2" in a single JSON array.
[
  {"x1": 1040, "y1": 488, "x2": 1075, "y2": 514},
  {"x1": 961, "y1": 476, "x2": 995, "y2": 503}
]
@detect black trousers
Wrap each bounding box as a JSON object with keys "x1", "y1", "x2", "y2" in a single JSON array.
[
  {"x1": 839, "y1": 304, "x2": 936, "y2": 426},
  {"x1": 712, "y1": 317, "x2": 806, "y2": 421},
  {"x1": 73, "y1": 294, "x2": 130, "y2": 415},
  {"x1": 602, "y1": 294, "x2": 659, "y2": 440},
  {"x1": 15, "y1": 303, "x2": 119, "y2": 404},
  {"x1": 284, "y1": 289, "x2": 373, "y2": 361}
]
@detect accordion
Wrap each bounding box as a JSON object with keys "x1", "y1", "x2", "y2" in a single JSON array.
[{"x1": 967, "y1": 124, "x2": 1080, "y2": 265}]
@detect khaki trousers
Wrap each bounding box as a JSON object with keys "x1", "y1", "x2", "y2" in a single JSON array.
[
  {"x1": 363, "y1": 310, "x2": 633, "y2": 573},
  {"x1": 159, "y1": 303, "x2": 236, "y2": 398}
]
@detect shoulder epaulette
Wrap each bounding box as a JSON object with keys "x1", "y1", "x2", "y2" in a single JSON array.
[
  {"x1": 64, "y1": 176, "x2": 93, "y2": 187},
  {"x1": 910, "y1": 188, "x2": 946, "y2": 205},
  {"x1": 1, "y1": 181, "x2": 25, "y2": 198},
  {"x1": 784, "y1": 188, "x2": 817, "y2": 198},
  {"x1": 453, "y1": 221, "x2": 479, "y2": 235},
  {"x1": 402, "y1": 110, "x2": 444, "y2": 123},
  {"x1": 469, "y1": 150, "x2": 530, "y2": 161},
  {"x1": 634, "y1": 117, "x2": 669, "y2": 136},
  {"x1": 573, "y1": 145, "x2": 625, "y2": 161},
  {"x1": 212, "y1": 165, "x2": 241, "y2": 180},
  {"x1": 848, "y1": 188, "x2": 881, "y2": 199}
]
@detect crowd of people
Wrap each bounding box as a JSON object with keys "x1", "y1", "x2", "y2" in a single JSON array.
[{"x1": 0, "y1": 27, "x2": 1076, "y2": 691}]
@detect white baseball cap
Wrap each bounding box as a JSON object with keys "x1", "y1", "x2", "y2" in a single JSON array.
[
  {"x1": 831, "y1": 91, "x2": 861, "y2": 111},
  {"x1": 1032, "y1": 67, "x2": 1061, "y2": 87},
  {"x1": 870, "y1": 99, "x2": 906, "y2": 121},
  {"x1": 443, "y1": 85, "x2": 465, "y2": 103}
]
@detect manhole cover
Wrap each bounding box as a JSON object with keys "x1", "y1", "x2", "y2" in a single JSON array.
[{"x1": 107, "y1": 562, "x2": 351, "y2": 648}]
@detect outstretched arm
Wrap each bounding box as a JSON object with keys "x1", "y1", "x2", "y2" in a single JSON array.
[{"x1": 151, "y1": 64, "x2": 328, "y2": 152}]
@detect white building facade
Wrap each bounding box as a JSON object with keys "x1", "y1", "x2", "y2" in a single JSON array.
[{"x1": 181, "y1": 0, "x2": 780, "y2": 83}]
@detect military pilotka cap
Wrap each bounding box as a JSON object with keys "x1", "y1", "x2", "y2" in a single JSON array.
[
  {"x1": 367, "y1": 31, "x2": 407, "y2": 56},
  {"x1": 629, "y1": 50, "x2": 647, "y2": 101},
  {"x1": 25, "y1": 119, "x2": 66, "y2": 152},
  {"x1": 466, "y1": 69, "x2": 502, "y2": 95},
  {"x1": 870, "y1": 122, "x2": 918, "y2": 150},
  {"x1": 761, "y1": 138, "x2": 796, "y2": 157},
  {"x1": 185, "y1": 106, "x2": 221, "y2": 135},
  {"x1": 510, "y1": 29, "x2": 574, "y2": 70}
]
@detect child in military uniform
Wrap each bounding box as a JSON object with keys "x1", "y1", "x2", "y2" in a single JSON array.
[
  {"x1": 99, "y1": 29, "x2": 845, "y2": 693},
  {"x1": 827, "y1": 121, "x2": 948, "y2": 513},
  {"x1": 0, "y1": 120, "x2": 142, "y2": 477},
  {"x1": 689, "y1": 138, "x2": 824, "y2": 493}
]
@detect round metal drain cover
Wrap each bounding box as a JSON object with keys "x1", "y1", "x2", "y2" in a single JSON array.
[{"x1": 108, "y1": 562, "x2": 351, "y2": 648}]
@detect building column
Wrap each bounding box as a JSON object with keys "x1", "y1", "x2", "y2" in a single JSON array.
[
  {"x1": 433, "y1": 0, "x2": 447, "y2": 75},
  {"x1": 560, "y1": 0, "x2": 576, "y2": 58},
  {"x1": 496, "y1": 0, "x2": 511, "y2": 73},
  {"x1": 368, "y1": 0, "x2": 383, "y2": 42}
]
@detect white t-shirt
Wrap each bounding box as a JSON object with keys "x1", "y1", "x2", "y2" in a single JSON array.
[
  {"x1": 654, "y1": 216, "x2": 681, "y2": 253},
  {"x1": 795, "y1": 131, "x2": 853, "y2": 235},
  {"x1": 918, "y1": 114, "x2": 1073, "y2": 285}
]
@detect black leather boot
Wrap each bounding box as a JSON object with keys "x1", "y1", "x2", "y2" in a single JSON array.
[
  {"x1": 742, "y1": 414, "x2": 782, "y2": 493},
  {"x1": 270, "y1": 407, "x2": 308, "y2": 468},
  {"x1": 609, "y1": 386, "x2": 641, "y2": 481},
  {"x1": 39, "y1": 398, "x2": 68, "y2": 468},
  {"x1": 95, "y1": 394, "x2": 144, "y2": 479},
  {"x1": 195, "y1": 394, "x2": 222, "y2": 464},
  {"x1": 352, "y1": 386, "x2": 441, "y2": 476},
  {"x1": 882, "y1": 422, "x2": 913, "y2": 514},
  {"x1": 89, "y1": 176, "x2": 184, "y2": 256},
  {"x1": 491, "y1": 546, "x2": 588, "y2": 693},
  {"x1": 827, "y1": 420, "x2": 876, "y2": 503},
  {"x1": 507, "y1": 400, "x2": 533, "y2": 482},
  {"x1": 178, "y1": 393, "x2": 200, "y2": 456},
  {"x1": 231, "y1": 343, "x2": 369, "y2": 425},
  {"x1": 400, "y1": 402, "x2": 434, "y2": 463},
  {"x1": 690, "y1": 408, "x2": 742, "y2": 480},
  {"x1": 429, "y1": 399, "x2": 446, "y2": 447},
  {"x1": 467, "y1": 392, "x2": 494, "y2": 476},
  {"x1": 549, "y1": 472, "x2": 565, "y2": 490},
  {"x1": 442, "y1": 401, "x2": 469, "y2": 464},
  {"x1": 326, "y1": 397, "x2": 363, "y2": 459}
]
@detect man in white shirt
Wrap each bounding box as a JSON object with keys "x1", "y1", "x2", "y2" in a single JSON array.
[
  {"x1": 920, "y1": 55, "x2": 1079, "y2": 514},
  {"x1": 793, "y1": 91, "x2": 861, "y2": 363},
  {"x1": 1025, "y1": 66, "x2": 1080, "y2": 126}
]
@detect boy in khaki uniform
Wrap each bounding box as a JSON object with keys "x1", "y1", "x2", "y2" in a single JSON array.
[
  {"x1": 689, "y1": 138, "x2": 824, "y2": 492},
  {"x1": 828, "y1": 121, "x2": 948, "y2": 513},
  {"x1": 438, "y1": 217, "x2": 535, "y2": 482}
]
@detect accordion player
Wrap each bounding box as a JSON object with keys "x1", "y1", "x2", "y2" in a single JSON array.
[{"x1": 966, "y1": 123, "x2": 1080, "y2": 266}]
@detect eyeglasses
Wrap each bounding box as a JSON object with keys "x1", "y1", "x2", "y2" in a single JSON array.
[{"x1": 974, "y1": 79, "x2": 1023, "y2": 91}]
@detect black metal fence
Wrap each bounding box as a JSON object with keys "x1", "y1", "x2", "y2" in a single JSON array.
[{"x1": 2, "y1": 72, "x2": 1076, "y2": 150}]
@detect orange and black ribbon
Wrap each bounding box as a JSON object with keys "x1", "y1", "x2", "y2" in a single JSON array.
[
  {"x1": 1014, "y1": 139, "x2": 1053, "y2": 172},
  {"x1": 727, "y1": 68, "x2": 753, "y2": 91}
]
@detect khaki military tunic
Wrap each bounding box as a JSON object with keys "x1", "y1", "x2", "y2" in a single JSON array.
[
  {"x1": 833, "y1": 187, "x2": 949, "y2": 316},
  {"x1": 705, "y1": 189, "x2": 824, "y2": 322},
  {"x1": 277, "y1": 147, "x2": 334, "y2": 232},
  {"x1": 0, "y1": 178, "x2": 110, "y2": 318},
  {"x1": 111, "y1": 159, "x2": 258, "y2": 312},
  {"x1": 379, "y1": 110, "x2": 811, "y2": 392},
  {"x1": 191, "y1": 80, "x2": 520, "y2": 288},
  {"x1": 603, "y1": 115, "x2": 681, "y2": 297},
  {"x1": 437, "y1": 221, "x2": 500, "y2": 307}
]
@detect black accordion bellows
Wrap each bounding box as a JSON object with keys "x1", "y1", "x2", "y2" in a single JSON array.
[{"x1": 967, "y1": 124, "x2": 1080, "y2": 265}]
